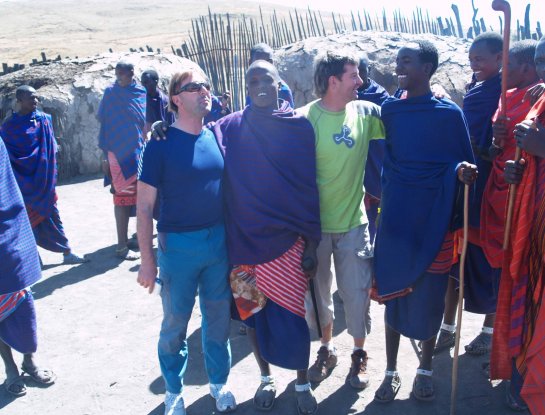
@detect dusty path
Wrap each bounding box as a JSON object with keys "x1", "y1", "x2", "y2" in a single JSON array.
[{"x1": 0, "y1": 176, "x2": 518, "y2": 414}]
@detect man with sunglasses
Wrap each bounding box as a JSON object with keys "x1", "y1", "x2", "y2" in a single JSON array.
[{"x1": 137, "y1": 69, "x2": 236, "y2": 415}]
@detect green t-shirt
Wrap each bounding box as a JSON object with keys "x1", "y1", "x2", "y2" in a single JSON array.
[{"x1": 298, "y1": 99, "x2": 385, "y2": 233}]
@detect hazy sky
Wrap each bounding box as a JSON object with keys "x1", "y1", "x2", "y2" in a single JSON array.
[{"x1": 261, "y1": 0, "x2": 544, "y2": 34}]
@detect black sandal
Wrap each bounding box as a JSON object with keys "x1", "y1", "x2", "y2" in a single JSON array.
[
  {"x1": 412, "y1": 369, "x2": 435, "y2": 402},
  {"x1": 374, "y1": 371, "x2": 401, "y2": 403},
  {"x1": 253, "y1": 376, "x2": 276, "y2": 411}
]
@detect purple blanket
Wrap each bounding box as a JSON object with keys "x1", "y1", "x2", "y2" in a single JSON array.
[
  {"x1": 0, "y1": 110, "x2": 57, "y2": 219},
  {"x1": 213, "y1": 102, "x2": 321, "y2": 265}
]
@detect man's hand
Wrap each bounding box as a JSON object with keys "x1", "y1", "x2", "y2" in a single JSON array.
[
  {"x1": 301, "y1": 239, "x2": 318, "y2": 280},
  {"x1": 151, "y1": 120, "x2": 168, "y2": 141},
  {"x1": 457, "y1": 162, "x2": 478, "y2": 185},
  {"x1": 492, "y1": 116, "x2": 509, "y2": 148},
  {"x1": 514, "y1": 119, "x2": 545, "y2": 158},
  {"x1": 430, "y1": 83, "x2": 451, "y2": 100},
  {"x1": 101, "y1": 159, "x2": 110, "y2": 176},
  {"x1": 523, "y1": 83, "x2": 545, "y2": 105},
  {"x1": 137, "y1": 260, "x2": 158, "y2": 294},
  {"x1": 220, "y1": 91, "x2": 232, "y2": 113},
  {"x1": 504, "y1": 159, "x2": 526, "y2": 185}
]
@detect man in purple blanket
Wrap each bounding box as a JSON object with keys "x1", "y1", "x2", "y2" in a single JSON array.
[
  {"x1": 98, "y1": 61, "x2": 146, "y2": 260},
  {"x1": 0, "y1": 85, "x2": 87, "y2": 265},
  {"x1": 214, "y1": 60, "x2": 321, "y2": 414},
  {"x1": 373, "y1": 40, "x2": 477, "y2": 403},
  {"x1": 0, "y1": 137, "x2": 56, "y2": 397},
  {"x1": 357, "y1": 54, "x2": 389, "y2": 243}
]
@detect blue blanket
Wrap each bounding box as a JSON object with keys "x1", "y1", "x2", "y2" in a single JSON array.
[
  {"x1": 98, "y1": 81, "x2": 146, "y2": 179},
  {"x1": 375, "y1": 94, "x2": 474, "y2": 296},
  {"x1": 0, "y1": 138, "x2": 41, "y2": 294},
  {"x1": 0, "y1": 111, "x2": 57, "y2": 219},
  {"x1": 213, "y1": 102, "x2": 321, "y2": 265},
  {"x1": 463, "y1": 74, "x2": 501, "y2": 227}
]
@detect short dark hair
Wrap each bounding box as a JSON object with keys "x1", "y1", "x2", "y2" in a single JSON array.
[
  {"x1": 358, "y1": 54, "x2": 370, "y2": 70},
  {"x1": 471, "y1": 32, "x2": 503, "y2": 54},
  {"x1": 141, "y1": 69, "x2": 159, "y2": 82},
  {"x1": 510, "y1": 40, "x2": 537, "y2": 65},
  {"x1": 245, "y1": 60, "x2": 280, "y2": 81},
  {"x1": 414, "y1": 40, "x2": 439, "y2": 77},
  {"x1": 15, "y1": 85, "x2": 36, "y2": 101},
  {"x1": 313, "y1": 50, "x2": 359, "y2": 97},
  {"x1": 115, "y1": 61, "x2": 134, "y2": 72},
  {"x1": 250, "y1": 43, "x2": 274, "y2": 61}
]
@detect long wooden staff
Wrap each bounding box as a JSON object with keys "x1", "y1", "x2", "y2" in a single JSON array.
[
  {"x1": 488, "y1": 0, "x2": 515, "y2": 250},
  {"x1": 450, "y1": 184, "x2": 470, "y2": 415}
]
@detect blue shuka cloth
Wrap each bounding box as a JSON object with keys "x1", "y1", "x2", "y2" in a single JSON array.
[
  {"x1": 0, "y1": 111, "x2": 57, "y2": 220},
  {"x1": 0, "y1": 138, "x2": 41, "y2": 295},
  {"x1": 463, "y1": 73, "x2": 501, "y2": 227},
  {"x1": 374, "y1": 94, "x2": 474, "y2": 296},
  {"x1": 212, "y1": 101, "x2": 321, "y2": 265},
  {"x1": 97, "y1": 80, "x2": 146, "y2": 179},
  {"x1": 358, "y1": 79, "x2": 389, "y2": 199}
]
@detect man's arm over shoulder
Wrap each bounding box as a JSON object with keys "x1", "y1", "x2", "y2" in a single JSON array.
[{"x1": 352, "y1": 100, "x2": 385, "y2": 141}]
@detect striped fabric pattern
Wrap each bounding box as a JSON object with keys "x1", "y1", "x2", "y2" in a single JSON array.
[
  {"x1": 108, "y1": 151, "x2": 137, "y2": 206},
  {"x1": 0, "y1": 290, "x2": 27, "y2": 323},
  {"x1": 427, "y1": 231, "x2": 454, "y2": 274},
  {"x1": 255, "y1": 238, "x2": 307, "y2": 318}
]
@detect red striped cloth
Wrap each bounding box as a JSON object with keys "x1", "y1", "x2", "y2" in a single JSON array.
[
  {"x1": 427, "y1": 231, "x2": 454, "y2": 274},
  {"x1": 255, "y1": 238, "x2": 307, "y2": 318},
  {"x1": 0, "y1": 290, "x2": 27, "y2": 323},
  {"x1": 481, "y1": 84, "x2": 538, "y2": 268},
  {"x1": 491, "y1": 95, "x2": 545, "y2": 382},
  {"x1": 108, "y1": 152, "x2": 137, "y2": 206}
]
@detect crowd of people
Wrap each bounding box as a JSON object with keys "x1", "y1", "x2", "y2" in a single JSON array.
[{"x1": 1, "y1": 33, "x2": 545, "y2": 415}]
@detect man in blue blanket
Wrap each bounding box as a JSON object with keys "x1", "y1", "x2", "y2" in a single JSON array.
[
  {"x1": 0, "y1": 85, "x2": 87, "y2": 265},
  {"x1": 0, "y1": 137, "x2": 56, "y2": 397},
  {"x1": 373, "y1": 40, "x2": 477, "y2": 403},
  {"x1": 98, "y1": 61, "x2": 146, "y2": 260},
  {"x1": 357, "y1": 54, "x2": 389, "y2": 242}
]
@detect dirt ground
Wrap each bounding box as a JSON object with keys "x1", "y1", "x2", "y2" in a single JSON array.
[{"x1": 0, "y1": 176, "x2": 522, "y2": 414}]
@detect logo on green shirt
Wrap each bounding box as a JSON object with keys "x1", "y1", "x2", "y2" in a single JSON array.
[{"x1": 333, "y1": 125, "x2": 354, "y2": 148}]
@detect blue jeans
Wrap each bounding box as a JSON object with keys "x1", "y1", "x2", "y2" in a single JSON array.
[{"x1": 157, "y1": 224, "x2": 232, "y2": 394}]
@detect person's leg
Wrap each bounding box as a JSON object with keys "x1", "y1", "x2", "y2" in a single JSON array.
[
  {"x1": 198, "y1": 225, "x2": 236, "y2": 412},
  {"x1": 247, "y1": 326, "x2": 276, "y2": 410},
  {"x1": 434, "y1": 277, "x2": 457, "y2": 353},
  {"x1": 114, "y1": 205, "x2": 131, "y2": 249},
  {"x1": 305, "y1": 233, "x2": 337, "y2": 383},
  {"x1": 332, "y1": 225, "x2": 372, "y2": 389},
  {"x1": 0, "y1": 339, "x2": 25, "y2": 395},
  {"x1": 374, "y1": 320, "x2": 401, "y2": 402},
  {"x1": 157, "y1": 232, "x2": 202, "y2": 396},
  {"x1": 412, "y1": 335, "x2": 437, "y2": 401}
]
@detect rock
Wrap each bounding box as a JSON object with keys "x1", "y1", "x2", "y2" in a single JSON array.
[
  {"x1": 274, "y1": 31, "x2": 472, "y2": 108},
  {"x1": 0, "y1": 52, "x2": 201, "y2": 180}
]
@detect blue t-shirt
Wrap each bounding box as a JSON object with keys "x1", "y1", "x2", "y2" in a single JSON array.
[{"x1": 138, "y1": 127, "x2": 224, "y2": 233}]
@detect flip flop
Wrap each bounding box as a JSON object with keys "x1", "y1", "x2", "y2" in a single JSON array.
[
  {"x1": 4, "y1": 376, "x2": 27, "y2": 396},
  {"x1": 253, "y1": 378, "x2": 276, "y2": 411},
  {"x1": 374, "y1": 372, "x2": 401, "y2": 403},
  {"x1": 295, "y1": 387, "x2": 317, "y2": 415},
  {"x1": 21, "y1": 365, "x2": 56, "y2": 385},
  {"x1": 505, "y1": 381, "x2": 528, "y2": 411},
  {"x1": 465, "y1": 332, "x2": 492, "y2": 355},
  {"x1": 115, "y1": 247, "x2": 140, "y2": 261},
  {"x1": 412, "y1": 371, "x2": 435, "y2": 402}
]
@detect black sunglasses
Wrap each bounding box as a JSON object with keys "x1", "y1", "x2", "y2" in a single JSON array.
[{"x1": 175, "y1": 81, "x2": 211, "y2": 94}]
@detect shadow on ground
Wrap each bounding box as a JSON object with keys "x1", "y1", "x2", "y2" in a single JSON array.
[{"x1": 32, "y1": 244, "x2": 126, "y2": 299}]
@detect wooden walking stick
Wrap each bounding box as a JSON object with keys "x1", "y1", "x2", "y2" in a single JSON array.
[
  {"x1": 450, "y1": 184, "x2": 470, "y2": 415},
  {"x1": 303, "y1": 257, "x2": 323, "y2": 338}
]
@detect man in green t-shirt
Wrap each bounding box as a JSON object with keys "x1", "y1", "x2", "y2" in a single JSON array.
[{"x1": 298, "y1": 51, "x2": 385, "y2": 389}]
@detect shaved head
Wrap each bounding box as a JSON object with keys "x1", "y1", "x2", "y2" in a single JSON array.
[
  {"x1": 246, "y1": 60, "x2": 280, "y2": 81},
  {"x1": 15, "y1": 85, "x2": 37, "y2": 101}
]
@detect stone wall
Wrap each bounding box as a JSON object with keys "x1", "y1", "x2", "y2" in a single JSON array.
[
  {"x1": 0, "y1": 53, "x2": 201, "y2": 180},
  {"x1": 275, "y1": 31, "x2": 472, "y2": 107}
]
